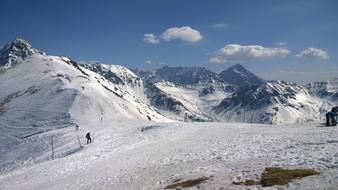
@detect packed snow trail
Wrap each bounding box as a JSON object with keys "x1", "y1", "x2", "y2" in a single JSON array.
[{"x1": 0, "y1": 122, "x2": 337, "y2": 190}]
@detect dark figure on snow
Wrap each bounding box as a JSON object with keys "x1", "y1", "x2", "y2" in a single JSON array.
[
  {"x1": 75, "y1": 124, "x2": 79, "y2": 130},
  {"x1": 326, "y1": 106, "x2": 338, "y2": 126},
  {"x1": 85, "y1": 132, "x2": 92, "y2": 144}
]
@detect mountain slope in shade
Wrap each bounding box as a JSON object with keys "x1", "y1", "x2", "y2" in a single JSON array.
[
  {"x1": 218, "y1": 64, "x2": 265, "y2": 86},
  {"x1": 146, "y1": 81, "x2": 236, "y2": 121},
  {"x1": 214, "y1": 80, "x2": 331, "y2": 123},
  {"x1": 137, "y1": 66, "x2": 223, "y2": 85},
  {"x1": 305, "y1": 77, "x2": 338, "y2": 101}
]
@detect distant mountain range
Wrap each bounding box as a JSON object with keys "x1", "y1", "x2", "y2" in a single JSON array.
[{"x1": 1, "y1": 38, "x2": 336, "y2": 126}]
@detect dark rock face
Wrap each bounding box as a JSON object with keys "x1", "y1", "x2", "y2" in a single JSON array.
[
  {"x1": 137, "y1": 66, "x2": 223, "y2": 85},
  {"x1": 305, "y1": 78, "x2": 338, "y2": 101},
  {"x1": 79, "y1": 62, "x2": 142, "y2": 87},
  {"x1": 80, "y1": 62, "x2": 125, "y2": 85},
  {"x1": 218, "y1": 64, "x2": 265, "y2": 87},
  {"x1": 145, "y1": 83, "x2": 188, "y2": 114},
  {"x1": 214, "y1": 80, "x2": 306, "y2": 112},
  {"x1": 0, "y1": 38, "x2": 43, "y2": 69},
  {"x1": 137, "y1": 64, "x2": 265, "y2": 87}
]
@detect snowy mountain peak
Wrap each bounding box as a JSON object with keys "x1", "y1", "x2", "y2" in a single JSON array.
[
  {"x1": 12, "y1": 38, "x2": 32, "y2": 48},
  {"x1": 229, "y1": 63, "x2": 246, "y2": 71},
  {"x1": 219, "y1": 64, "x2": 265, "y2": 86},
  {"x1": 0, "y1": 38, "x2": 44, "y2": 70}
]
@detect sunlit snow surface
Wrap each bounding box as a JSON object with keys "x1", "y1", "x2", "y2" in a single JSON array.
[
  {"x1": 0, "y1": 121, "x2": 337, "y2": 190},
  {"x1": 0, "y1": 54, "x2": 170, "y2": 172}
]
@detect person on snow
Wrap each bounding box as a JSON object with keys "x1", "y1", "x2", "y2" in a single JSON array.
[
  {"x1": 85, "y1": 132, "x2": 92, "y2": 144},
  {"x1": 325, "y1": 106, "x2": 338, "y2": 126}
]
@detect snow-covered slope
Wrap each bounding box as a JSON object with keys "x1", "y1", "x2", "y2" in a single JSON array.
[
  {"x1": 146, "y1": 81, "x2": 235, "y2": 121},
  {"x1": 0, "y1": 41, "x2": 171, "y2": 171},
  {"x1": 78, "y1": 61, "x2": 149, "y2": 103},
  {"x1": 1, "y1": 122, "x2": 337, "y2": 190},
  {"x1": 79, "y1": 61, "x2": 143, "y2": 87}
]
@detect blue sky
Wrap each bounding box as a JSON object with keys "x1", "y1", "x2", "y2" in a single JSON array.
[{"x1": 0, "y1": 0, "x2": 337, "y2": 84}]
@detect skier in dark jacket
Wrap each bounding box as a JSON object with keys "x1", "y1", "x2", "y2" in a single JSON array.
[
  {"x1": 326, "y1": 106, "x2": 338, "y2": 126},
  {"x1": 85, "y1": 132, "x2": 92, "y2": 144}
]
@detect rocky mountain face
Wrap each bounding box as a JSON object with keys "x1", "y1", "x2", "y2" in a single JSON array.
[
  {"x1": 305, "y1": 78, "x2": 338, "y2": 101},
  {"x1": 218, "y1": 64, "x2": 266, "y2": 86},
  {"x1": 0, "y1": 38, "x2": 44, "y2": 70},
  {"x1": 213, "y1": 80, "x2": 328, "y2": 123},
  {"x1": 136, "y1": 65, "x2": 334, "y2": 123},
  {"x1": 136, "y1": 66, "x2": 223, "y2": 85},
  {"x1": 79, "y1": 61, "x2": 143, "y2": 88}
]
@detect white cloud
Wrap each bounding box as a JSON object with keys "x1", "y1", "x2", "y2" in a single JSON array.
[
  {"x1": 209, "y1": 44, "x2": 291, "y2": 63},
  {"x1": 161, "y1": 26, "x2": 202, "y2": 42},
  {"x1": 143, "y1": 33, "x2": 160, "y2": 44},
  {"x1": 213, "y1": 23, "x2": 228, "y2": 28},
  {"x1": 144, "y1": 26, "x2": 203, "y2": 44},
  {"x1": 296, "y1": 47, "x2": 329, "y2": 60}
]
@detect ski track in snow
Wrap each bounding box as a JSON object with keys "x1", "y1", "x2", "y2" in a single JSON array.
[{"x1": 0, "y1": 122, "x2": 337, "y2": 190}]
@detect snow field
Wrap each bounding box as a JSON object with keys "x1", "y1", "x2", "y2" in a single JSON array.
[{"x1": 0, "y1": 122, "x2": 337, "y2": 190}]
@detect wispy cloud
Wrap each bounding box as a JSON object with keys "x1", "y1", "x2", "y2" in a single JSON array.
[
  {"x1": 296, "y1": 47, "x2": 329, "y2": 60},
  {"x1": 213, "y1": 23, "x2": 228, "y2": 28},
  {"x1": 143, "y1": 33, "x2": 160, "y2": 44},
  {"x1": 143, "y1": 26, "x2": 202, "y2": 44},
  {"x1": 209, "y1": 44, "x2": 291, "y2": 63}
]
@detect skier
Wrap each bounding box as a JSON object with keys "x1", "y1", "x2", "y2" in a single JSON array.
[
  {"x1": 75, "y1": 124, "x2": 79, "y2": 130},
  {"x1": 85, "y1": 132, "x2": 92, "y2": 144},
  {"x1": 325, "y1": 106, "x2": 338, "y2": 126}
]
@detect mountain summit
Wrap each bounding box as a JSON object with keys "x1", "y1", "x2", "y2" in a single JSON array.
[
  {"x1": 219, "y1": 64, "x2": 265, "y2": 86},
  {"x1": 0, "y1": 38, "x2": 43, "y2": 70}
]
